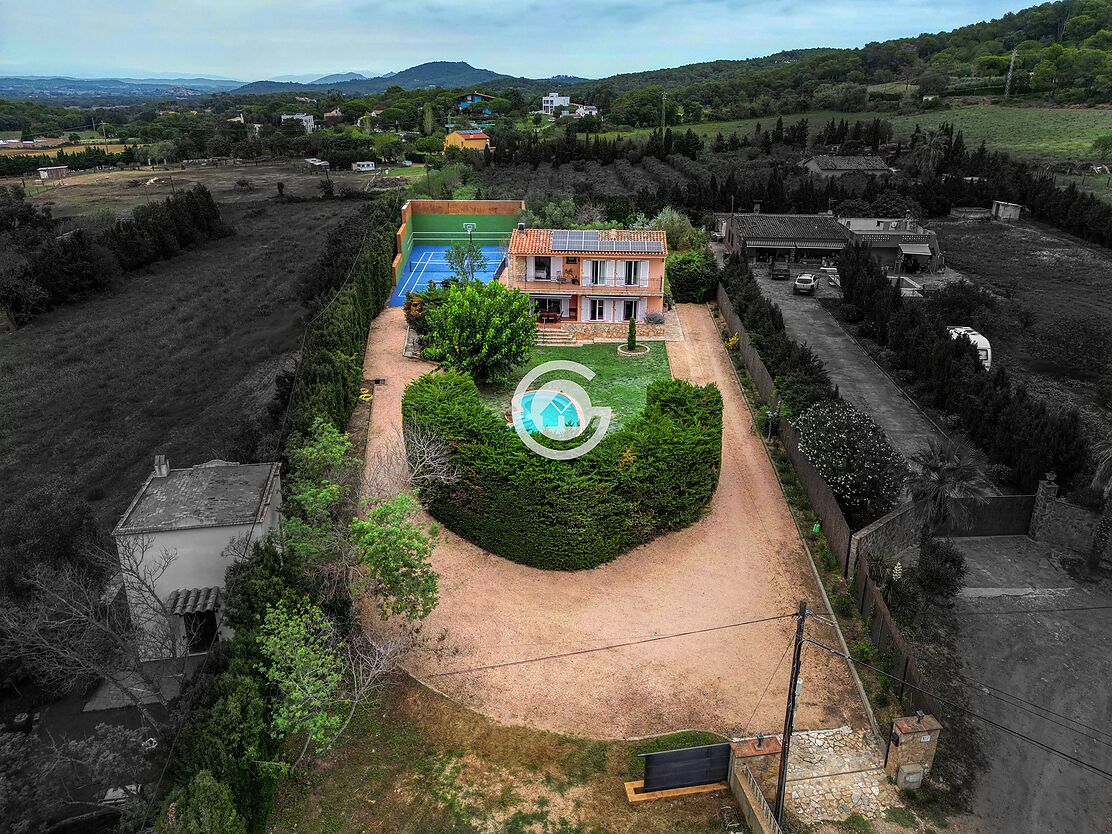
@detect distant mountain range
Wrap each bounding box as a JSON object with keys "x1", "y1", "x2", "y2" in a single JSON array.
[
  {"x1": 0, "y1": 62, "x2": 589, "y2": 101},
  {"x1": 0, "y1": 75, "x2": 245, "y2": 99},
  {"x1": 232, "y1": 61, "x2": 586, "y2": 96}
]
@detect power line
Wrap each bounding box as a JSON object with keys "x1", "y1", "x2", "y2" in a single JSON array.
[
  {"x1": 427, "y1": 613, "x2": 798, "y2": 678},
  {"x1": 948, "y1": 668, "x2": 1112, "y2": 747},
  {"x1": 743, "y1": 632, "x2": 795, "y2": 736},
  {"x1": 803, "y1": 638, "x2": 1112, "y2": 784}
]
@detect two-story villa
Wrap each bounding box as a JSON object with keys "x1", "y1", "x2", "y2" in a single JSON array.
[{"x1": 505, "y1": 226, "x2": 668, "y2": 328}]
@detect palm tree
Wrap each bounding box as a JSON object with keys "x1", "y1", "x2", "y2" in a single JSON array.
[
  {"x1": 907, "y1": 437, "x2": 988, "y2": 540},
  {"x1": 911, "y1": 129, "x2": 949, "y2": 178},
  {"x1": 1088, "y1": 438, "x2": 1112, "y2": 571}
]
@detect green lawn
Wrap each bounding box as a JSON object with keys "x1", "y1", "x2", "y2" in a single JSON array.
[
  {"x1": 268, "y1": 678, "x2": 726, "y2": 834},
  {"x1": 477, "y1": 343, "x2": 672, "y2": 430},
  {"x1": 600, "y1": 104, "x2": 1112, "y2": 161}
]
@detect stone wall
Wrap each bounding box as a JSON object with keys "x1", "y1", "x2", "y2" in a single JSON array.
[
  {"x1": 561, "y1": 320, "x2": 665, "y2": 341},
  {"x1": 847, "y1": 501, "x2": 922, "y2": 578},
  {"x1": 1030, "y1": 478, "x2": 1109, "y2": 563}
]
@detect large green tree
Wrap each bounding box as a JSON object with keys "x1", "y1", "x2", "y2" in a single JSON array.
[
  {"x1": 258, "y1": 601, "x2": 344, "y2": 771},
  {"x1": 423, "y1": 280, "x2": 535, "y2": 383},
  {"x1": 444, "y1": 240, "x2": 488, "y2": 283}
]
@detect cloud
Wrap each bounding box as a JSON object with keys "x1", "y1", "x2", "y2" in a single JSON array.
[{"x1": 0, "y1": 0, "x2": 1028, "y2": 80}]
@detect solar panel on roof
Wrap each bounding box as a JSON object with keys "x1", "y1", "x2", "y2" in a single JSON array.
[{"x1": 549, "y1": 230, "x2": 663, "y2": 254}]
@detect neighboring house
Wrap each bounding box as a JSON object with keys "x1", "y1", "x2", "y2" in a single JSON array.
[
  {"x1": 505, "y1": 226, "x2": 668, "y2": 324},
  {"x1": 227, "y1": 114, "x2": 262, "y2": 136},
  {"x1": 457, "y1": 91, "x2": 495, "y2": 113},
  {"x1": 725, "y1": 211, "x2": 852, "y2": 263},
  {"x1": 838, "y1": 214, "x2": 941, "y2": 272},
  {"x1": 304, "y1": 157, "x2": 330, "y2": 171},
  {"x1": 541, "y1": 91, "x2": 571, "y2": 115},
  {"x1": 112, "y1": 456, "x2": 281, "y2": 659},
  {"x1": 444, "y1": 129, "x2": 490, "y2": 151},
  {"x1": 801, "y1": 155, "x2": 891, "y2": 178},
  {"x1": 357, "y1": 110, "x2": 384, "y2": 130},
  {"x1": 281, "y1": 112, "x2": 316, "y2": 133},
  {"x1": 37, "y1": 165, "x2": 69, "y2": 182},
  {"x1": 324, "y1": 107, "x2": 344, "y2": 126},
  {"x1": 572, "y1": 103, "x2": 598, "y2": 118}
]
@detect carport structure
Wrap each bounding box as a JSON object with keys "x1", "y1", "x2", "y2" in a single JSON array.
[{"x1": 724, "y1": 212, "x2": 852, "y2": 265}]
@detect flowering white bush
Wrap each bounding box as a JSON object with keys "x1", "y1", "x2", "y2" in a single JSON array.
[{"x1": 796, "y1": 401, "x2": 908, "y2": 527}]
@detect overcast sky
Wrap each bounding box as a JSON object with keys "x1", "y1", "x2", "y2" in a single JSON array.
[{"x1": 1, "y1": 0, "x2": 1028, "y2": 81}]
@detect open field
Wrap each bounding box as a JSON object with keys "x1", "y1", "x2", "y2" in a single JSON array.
[
  {"x1": 0, "y1": 142, "x2": 131, "y2": 157},
  {"x1": 602, "y1": 105, "x2": 1112, "y2": 160},
  {"x1": 477, "y1": 343, "x2": 673, "y2": 430},
  {"x1": 9, "y1": 161, "x2": 409, "y2": 218},
  {"x1": 0, "y1": 196, "x2": 364, "y2": 531},
  {"x1": 930, "y1": 216, "x2": 1112, "y2": 443},
  {"x1": 361, "y1": 306, "x2": 866, "y2": 741}
]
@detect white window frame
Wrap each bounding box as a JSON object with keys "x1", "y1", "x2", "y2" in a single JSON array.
[
  {"x1": 589, "y1": 298, "x2": 606, "y2": 321},
  {"x1": 622, "y1": 299, "x2": 638, "y2": 321}
]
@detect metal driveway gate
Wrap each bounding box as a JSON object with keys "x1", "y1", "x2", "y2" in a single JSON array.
[{"x1": 641, "y1": 742, "x2": 732, "y2": 792}]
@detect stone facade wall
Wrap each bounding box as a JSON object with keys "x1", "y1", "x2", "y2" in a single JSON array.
[
  {"x1": 561, "y1": 321, "x2": 665, "y2": 341},
  {"x1": 1029, "y1": 478, "x2": 1110, "y2": 563},
  {"x1": 848, "y1": 501, "x2": 922, "y2": 578}
]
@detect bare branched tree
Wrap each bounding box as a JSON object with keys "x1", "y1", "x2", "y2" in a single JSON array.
[
  {"x1": 364, "y1": 422, "x2": 459, "y2": 501},
  {"x1": 0, "y1": 536, "x2": 186, "y2": 730}
]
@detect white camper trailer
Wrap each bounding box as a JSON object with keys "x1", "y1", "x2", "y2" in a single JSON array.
[{"x1": 948, "y1": 326, "x2": 992, "y2": 370}]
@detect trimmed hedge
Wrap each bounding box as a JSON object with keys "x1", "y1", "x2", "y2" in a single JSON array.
[
  {"x1": 402, "y1": 370, "x2": 723, "y2": 570},
  {"x1": 720, "y1": 257, "x2": 835, "y2": 415},
  {"x1": 289, "y1": 199, "x2": 397, "y2": 437}
]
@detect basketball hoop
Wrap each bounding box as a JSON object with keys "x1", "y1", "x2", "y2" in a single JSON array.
[{"x1": 463, "y1": 222, "x2": 476, "y2": 244}]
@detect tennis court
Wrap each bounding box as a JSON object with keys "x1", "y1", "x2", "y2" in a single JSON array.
[{"x1": 388, "y1": 244, "x2": 506, "y2": 306}]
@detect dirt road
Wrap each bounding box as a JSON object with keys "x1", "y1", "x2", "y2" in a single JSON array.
[{"x1": 361, "y1": 304, "x2": 866, "y2": 738}]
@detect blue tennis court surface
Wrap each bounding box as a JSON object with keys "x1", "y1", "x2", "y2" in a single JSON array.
[{"x1": 389, "y1": 244, "x2": 506, "y2": 306}]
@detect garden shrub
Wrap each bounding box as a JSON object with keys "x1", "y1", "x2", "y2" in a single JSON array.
[
  {"x1": 915, "y1": 538, "x2": 968, "y2": 602},
  {"x1": 401, "y1": 371, "x2": 723, "y2": 569},
  {"x1": 665, "y1": 246, "x2": 718, "y2": 302},
  {"x1": 796, "y1": 400, "x2": 907, "y2": 528}
]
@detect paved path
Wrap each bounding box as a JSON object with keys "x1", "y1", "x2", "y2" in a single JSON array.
[
  {"x1": 945, "y1": 537, "x2": 1112, "y2": 834},
  {"x1": 359, "y1": 305, "x2": 866, "y2": 739},
  {"x1": 755, "y1": 272, "x2": 941, "y2": 460}
]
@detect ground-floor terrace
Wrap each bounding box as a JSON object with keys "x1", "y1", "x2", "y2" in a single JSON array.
[{"x1": 360, "y1": 303, "x2": 868, "y2": 740}]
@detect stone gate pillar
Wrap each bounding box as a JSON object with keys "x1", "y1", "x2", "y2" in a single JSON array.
[
  {"x1": 1029, "y1": 472, "x2": 1059, "y2": 541},
  {"x1": 885, "y1": 714, "x2": 942, "y2": 790}
]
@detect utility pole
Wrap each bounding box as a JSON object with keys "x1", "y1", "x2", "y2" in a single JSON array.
[
  {"x1": 774, "y1": 601, "x2": 808, "y2": 823},
  {"x1": 1004, "y1": 48, "x2": 1019, "y2": 99},
  {"x1": 661, "y1": 92, "x2": 666, "y2": 133}
]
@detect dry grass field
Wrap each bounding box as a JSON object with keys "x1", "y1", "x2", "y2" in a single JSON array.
[
  {"x1": 0, "y1": 190, "x2": 366, "y2": 531},
  {"x1": 931, "y1": 216, "x2": 1112, "y2": 442}
]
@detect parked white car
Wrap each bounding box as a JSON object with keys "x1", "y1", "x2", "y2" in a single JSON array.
[{"x1": 792, "y1": 274, "x2": 818, "y2": 295}]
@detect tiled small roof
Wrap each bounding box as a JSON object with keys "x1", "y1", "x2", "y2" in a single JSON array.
[
  {"x1": 806, "y1": 155, "x2": 889, "y2": 172},
  {"x1": 733, "y1": 213, "x2": 851, "y2": 242},
  {"x1": 508, "y1": 228, "x2": 668, "y2": 256},
  {"x1": 115, "y1": 460, "x2": 279, "y2": 535},
  {"x1": 166, "y1": 587, "x2": 221, "y2": 616}
]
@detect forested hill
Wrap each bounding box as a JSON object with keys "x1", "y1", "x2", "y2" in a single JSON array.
[
  {"x1": 574, "y1": 0, "x2": 1112, "y2": 123},
  {"x1": 569, "y1": 49, "x2": 836, "y2": 96}
]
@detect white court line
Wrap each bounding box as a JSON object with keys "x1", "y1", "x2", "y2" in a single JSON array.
[
  {"x1": 407, "y1": 249, "x2": 433, "y2": 293},
  {"x1": 393, "y1": 248, "x2": 429, "y2": 301}
]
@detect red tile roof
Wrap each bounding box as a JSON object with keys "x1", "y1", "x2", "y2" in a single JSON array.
[{"x1": 508, "y1": 228, "x2": 668, "y2": 256}]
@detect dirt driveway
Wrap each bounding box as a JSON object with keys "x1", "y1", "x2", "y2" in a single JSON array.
[{"x1": 361, "y1": 304, "x2": 865, "y2": 738}]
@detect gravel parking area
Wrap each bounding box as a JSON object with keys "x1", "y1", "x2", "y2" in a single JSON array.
[{"x1": 361, "y1": 305, "x2": 866, "y2": 738}]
